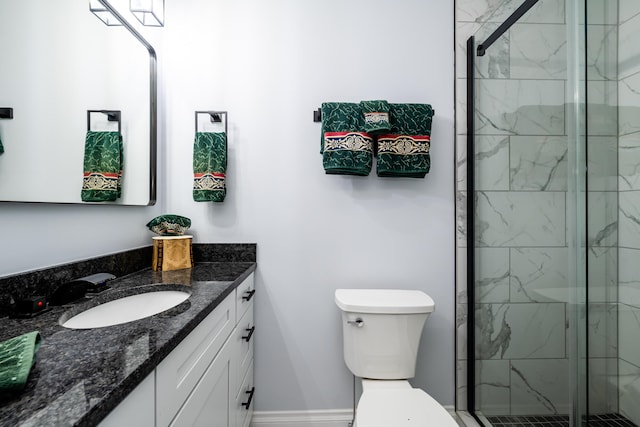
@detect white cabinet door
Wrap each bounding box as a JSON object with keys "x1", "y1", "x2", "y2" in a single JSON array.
[
  {"x1": 169, "y1": 338, "x2": 233, "y2": 427},
  {"x1": 98, "y1": 373, "x2": 155, "y2": 427},
  {"x1": 156, "y1": 293, "x2": 236, "y2": 426}
]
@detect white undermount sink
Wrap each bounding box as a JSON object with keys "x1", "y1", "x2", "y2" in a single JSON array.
[{"x1": 61, "y1": 290, "x2": 191, "y2": 329}]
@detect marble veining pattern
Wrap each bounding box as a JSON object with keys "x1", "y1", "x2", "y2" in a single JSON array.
[
  {"x1": 620, "y1": 0, "x2": 640, "y2": 25},
  {"x1": 587, "y1": 81, "x2": 619, "y2": 136},
  {"x1": 509, "y1": 136, "x2": 568, "y2": 191},
  {"x1": 588, "y1": 136, "x2": 619, "y2": 192},
  {"x1": 457, "y1": 190, "x2": 468, "y2": 247},
  {"x1": 510, "y1": 359, "x2": 570, "y2": 415},
  {"x1": 619, "y1": 359, "x2": 640, "y2": 425},
  {"x1": 476, "y1": 136, "x2": 510, "y2": 191},
  {"x1": 509, "y1": 248, "x2": 567, "y2": 303},
  {"x1": 475, "y1": 191, "x2": 566, "y2": 247},
  {"x1": 618, "y1": 191, "x2": 640, "y2": 250},
  {"x1": 475, "y1": 303, "x2": 565, "y2": 360},
  {"x1": 619, "y1": 133, "x2": 640, "y2": 191},
  {"x1": 588, "y1": 192, "x2": 618, "y2": 248},
  {"x1": 475, "y1": 79, "x2": 565, "y2": 136},
  {"x1": 618, "y1": 13, "x2": 640, "y2": 79},
  {"x1": 619, "y1": 304, "x2": 640, "y2": 368},
  {"x1": 509, "y1": 24, "x2": 567, "y2": 80},
  {"x1": 619, "y1": 72, "x2": 640, "y2": 136},
  {"x1": 588, "y1": 247, "x2": 618, "y2": 303},
  {"x1": 458, "y1": 302, "x2": 469, "y2": 360},
  {"x1": 618, "y1": 248, "x2": 640, "y2": 308},
  {"x1": 587, "y1": 303, "x2": 618, "y2": 359},
  {"x1": 586, "y1": 25, "x2": 618, "y2": 81},
  {"x1": 588, "y1": 358, "x2": 619, "y2": 414},
  {"x1": 476, "y1": 247, "x2": 510, "y2": 303},
  {"x1": 457, "y1": 0, "x2": 565, "y2": 25},
  {"x1": 475, "y1": 360, "x2": 510, "y2": 415}
]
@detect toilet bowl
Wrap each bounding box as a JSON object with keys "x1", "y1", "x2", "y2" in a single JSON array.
[
  {"x1": 335, "y1": 289, "x2": 458, "y2": 427},
  {"x1": 355, "y1": 380, "x2": 458, "y2": 427}
]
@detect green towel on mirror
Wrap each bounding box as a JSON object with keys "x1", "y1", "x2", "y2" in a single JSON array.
[
  {"x1": 0, "y1": 331, "x2": 41, "y2": 394},
  {"x1": 193, "y1": 132, "x2": 227, "y2": 202},
  {"x1": 376, "y1": 103, "x2": 434, "y2": 178},
  {"x1": 81, "y1": 131, "x2": 123, "y2": 202},
  {"x1": 320, "y1": 102, "x2": 373, "y2": 176},
  {"x1": 360, "y1": 100, "x2": 390, "y2": 134}
]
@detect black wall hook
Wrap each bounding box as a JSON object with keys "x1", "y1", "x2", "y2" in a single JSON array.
[
  {"x1": 0, "y1": 108, "x2": 13, "y2": 119},
  {"x1": 313, "y1": 108, "x2": 321, "y2": 123}
]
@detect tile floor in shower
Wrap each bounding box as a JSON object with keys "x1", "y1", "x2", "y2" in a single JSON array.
[{"x1": 485, "y1": 413, "x2": 638, "y2": 427}]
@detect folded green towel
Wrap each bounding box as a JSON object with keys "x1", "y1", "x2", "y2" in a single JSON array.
[
  {"x1": 321, "y1": 102, "x2": 373, "y2": 176},
  {"x1": 193, "y1": 132, "x2": 227, "y2": 202},
  {"x1": 81, "y1": 131, "x2": 123, "y2": 202},
  {"x1": 0, "y1": 331, "x2": 41, "y2": 394},
  {"x1": 377, "y1": 103, "x2": 434, "y2": 178},
  {"x1": 360, "y1": 100, "x2": 391, "y2": 134}
]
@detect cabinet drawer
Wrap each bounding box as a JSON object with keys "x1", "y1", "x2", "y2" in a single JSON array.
[
  {"x1": 156, "y1": 292, "x2": 236, "y2": 427},
  {"x1": 235, "y1": 273, "x2": 255, "y2": 322},
  {"x1": 235, "y1": 360, "x2": 254, "y2": 427},
  {"x1": 233, "y1": 305, "x2": 254, "y2": 398}
]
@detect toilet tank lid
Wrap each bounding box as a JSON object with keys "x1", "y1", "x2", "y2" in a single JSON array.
[{"x1": 334, "y1": 289, "x2": 435, "y2": 314}]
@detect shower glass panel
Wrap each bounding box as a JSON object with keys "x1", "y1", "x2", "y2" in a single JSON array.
[{"x1": 467, "y1": 0, "x2": 639, "y2": 425}]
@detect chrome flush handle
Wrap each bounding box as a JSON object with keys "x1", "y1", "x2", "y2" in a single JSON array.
[{"x1": 347, "y1": 318, "x2": 364, "y2": 327}]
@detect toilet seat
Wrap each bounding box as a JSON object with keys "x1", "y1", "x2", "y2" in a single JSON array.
[{"x1": 356, "y1": 388, "x2": 458, "y2": 427}]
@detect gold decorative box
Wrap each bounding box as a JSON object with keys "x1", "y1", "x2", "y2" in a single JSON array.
[{"x1": 152, "y1": 235, "x2": 194, "y2": 271}]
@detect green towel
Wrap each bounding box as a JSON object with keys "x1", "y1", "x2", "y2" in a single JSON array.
[
  {"x1": 81, "y1": 131, "x2": 124, "y2": 202},
  {"x1": 360, "y1": 100, "x2": 391, "y2": 134},
  {"x1": 0, "y1": 331, "x2": 41, "y2": 394},
  {"x1": 376, "y1": 103, "x2": 434, "y2": 178},
  {"x1": 320, "y1": 102, "x2": 373, "y2": 176},
  {"x1": 193, "y1": 132, "x2": 227, "y2": 202}
]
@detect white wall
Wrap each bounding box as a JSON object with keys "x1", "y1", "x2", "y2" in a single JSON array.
[{"x1": 162, "y1": 0, "x2": 454, "y2": 411}]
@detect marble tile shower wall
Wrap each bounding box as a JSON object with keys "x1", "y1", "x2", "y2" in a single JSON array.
[
  {"x1": 617, "y1": 1, "x2": 640, "y2": 425},
  {"x1": 454, "y1": 0, "x2": 619, "y2": 417}
]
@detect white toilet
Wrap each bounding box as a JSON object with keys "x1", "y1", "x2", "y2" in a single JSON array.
[{"x1": 335, "y1": 289, "x2": 458, "y2": 427}]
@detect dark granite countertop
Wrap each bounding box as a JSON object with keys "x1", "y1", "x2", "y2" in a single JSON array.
[{"x1": 0, "y1": 261, "x2": 256, "y2": 427}]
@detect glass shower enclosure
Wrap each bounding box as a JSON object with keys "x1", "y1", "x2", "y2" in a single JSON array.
[{"x1": 466, "y1": 0, "x2": 640, "y2": 425}]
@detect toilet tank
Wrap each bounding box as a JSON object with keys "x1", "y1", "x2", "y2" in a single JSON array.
[{"x1": 334, "y1": 289, "x2": 435, "y2": 380}]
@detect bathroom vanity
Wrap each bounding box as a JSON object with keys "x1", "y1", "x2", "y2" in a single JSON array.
[
  {"x1": 101, "y1": 272, "x2": 255, "y2": 427},
  {"x1": 0, "y1": 244, "x2": 256, "y2": 427}
]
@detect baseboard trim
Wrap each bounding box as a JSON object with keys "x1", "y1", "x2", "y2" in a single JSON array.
[
  {"x1": 250, "y1": 409, "x2": 353, "y2": 427},
  {"x1": 250, "y1": 406, "x2": 457, "y2": 427}
]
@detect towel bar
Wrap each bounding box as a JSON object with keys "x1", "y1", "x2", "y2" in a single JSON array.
[
  {"x1": 87, "y1": 110, "x2": 121, "y2": 133},
  {"x1": 195, "y1": 111, "x2": 228, "y2": 135},
  {"x1": 313, "y1": 106, "x2": 435, "y2": 122}
]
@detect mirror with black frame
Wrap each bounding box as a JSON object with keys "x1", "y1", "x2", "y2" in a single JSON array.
[{"x1": 0, "y1": 0, "x2": 156, "y2": 205}]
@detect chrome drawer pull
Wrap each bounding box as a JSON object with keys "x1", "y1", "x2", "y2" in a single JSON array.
[
  {"x1": 242, "y1": 387, "x2": 255, "y2": 409},
  {"x1": 242, "y1": 326, "x2": 255, "y2": 342},
  {"x1": 242, "y1": 290, "x2": 256, "y2": 302}
]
